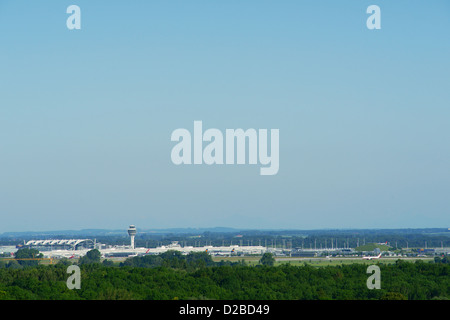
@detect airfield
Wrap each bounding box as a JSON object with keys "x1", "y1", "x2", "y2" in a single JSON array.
[
  {"x1": 4, "y1": 240, "x2": 436, "y2": 267},
  {"x1": 69, "y1": 255, "x2": 433, "y2": 267},
  {"x1": 212, "y1": 256, "x2": 434, "y2": 267}
]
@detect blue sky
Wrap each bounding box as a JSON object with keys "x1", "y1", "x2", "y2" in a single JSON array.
[{"x1": 0, "y1": 1, "x2": 449, "y2": 232}]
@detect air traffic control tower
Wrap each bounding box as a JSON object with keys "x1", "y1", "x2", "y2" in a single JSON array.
[{"x1": 128, "y1": 225, "x2": 137, "y2": 249}]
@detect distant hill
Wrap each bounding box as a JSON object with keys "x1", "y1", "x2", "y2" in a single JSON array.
[
  {"x1": 1, "y1": 227, "x2": 448, "y2": 239},
  {"x1": 0, "y1": 227, "x2": 240, "y2": 238}
]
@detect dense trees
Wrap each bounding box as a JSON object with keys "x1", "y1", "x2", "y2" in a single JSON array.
[
  {"x1": 78, "y1": 249, "x2": 101, "y2": 265},
  {"x1": 434, "y1": 256, "x2": 450, "y2": 264},
  {"x1": 0, "y1": 252, "x2": 449, "y2": 300},
  {"x1": 13, "y1": 249, "x2": 43, "y2": 267},
  {"x1": 121, "y1": 251, "x2": 231, "y2": 270},
  {"x1": 259, "y1": 253, "x2": 275, "y2": 266}
]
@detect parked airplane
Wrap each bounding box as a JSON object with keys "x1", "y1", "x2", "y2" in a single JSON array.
[
  {"x1": 211, "y1": 248, "x2": 236, "y2": 256},
  {"x1": 363, "y1": 253, "x2": 382, "y2": 260}
]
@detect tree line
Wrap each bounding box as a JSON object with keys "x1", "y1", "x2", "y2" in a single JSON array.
[{"x1": 0, "y1": 249, "x2": 448, "y2": 300}]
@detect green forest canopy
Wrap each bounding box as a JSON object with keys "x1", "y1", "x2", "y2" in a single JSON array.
[{"x1": 0, "y1": 250, "x2": 449, "y2": 300}]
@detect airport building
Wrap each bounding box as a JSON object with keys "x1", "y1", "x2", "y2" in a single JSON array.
[
  {"x1": 23, "y1": 239, "x2": 96, "y2": 251},
  {"x1": 17, "y1": 225, "x2": 268, "y2": 259}
]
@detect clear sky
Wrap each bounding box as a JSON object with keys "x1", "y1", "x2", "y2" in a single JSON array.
[{"x1": 0, "y1": 1, "x2": 449, "y2": 232}]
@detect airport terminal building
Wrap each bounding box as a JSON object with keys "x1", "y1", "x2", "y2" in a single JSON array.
[{"x1": 23, "y1": 239, "x2": 96, "y2": 251}]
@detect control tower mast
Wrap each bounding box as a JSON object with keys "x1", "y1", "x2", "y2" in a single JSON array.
[{"x1": 128, "y1": 225, "x2": 137, "y2": 249}]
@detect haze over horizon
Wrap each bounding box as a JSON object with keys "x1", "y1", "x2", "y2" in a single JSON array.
[
  {"x1": 1, "y1": 224, "x2": 449, "y2": 236},
  {"x1": 1, "y1": 1, "x2": 449, "y2": 234}
]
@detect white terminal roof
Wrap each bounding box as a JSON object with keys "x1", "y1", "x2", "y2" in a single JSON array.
[{"x1": 25, "y1": 239, "x2": 93, "y2": 247}]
